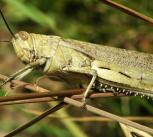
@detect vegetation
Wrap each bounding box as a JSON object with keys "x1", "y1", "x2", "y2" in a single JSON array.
[{"x1": 0, "y1": 0, "x2": 153, "y2": 137}]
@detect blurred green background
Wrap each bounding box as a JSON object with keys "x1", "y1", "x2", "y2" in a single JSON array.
[{"x1": 0, "y1": 0, "x2": 153, "y2": 137}]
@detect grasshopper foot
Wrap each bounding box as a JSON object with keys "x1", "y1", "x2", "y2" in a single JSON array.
[{"x1": 81, "y1": 96, "x2": 87, "y2": 109}]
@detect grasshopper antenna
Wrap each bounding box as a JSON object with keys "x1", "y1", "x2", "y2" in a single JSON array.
[{"x1": 0, "y1": 9, "x2": 16, "y2": 39}]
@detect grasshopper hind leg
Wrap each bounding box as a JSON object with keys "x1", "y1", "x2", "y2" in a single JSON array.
[{"x1": 82, "y1": 72, "x2": 97, "y2": 107}]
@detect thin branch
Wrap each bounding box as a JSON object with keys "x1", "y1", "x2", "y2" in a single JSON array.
[
  {"x1": 0, "y1": 89, "x2": 84, "y2": 103},
  {"x1": 0, "y1": 74, "x2": 50, "y2": 93},
  {"x1": 100, "y1": 0, "x2": 153, "y2": 25},
  {"x1": 0, "y1": 97, "x2": 54, "y2": 105},
  {"x1": 0, "y1": 73, "x2": 84, "y2": 102},
  {"x1": 1, "y1": 73, "x2": 152, "y2": 135},
  {"x1": 0, "y1": 73, "x2": 126, "y2": 105},
  {"x1": 4, "y1": 102, "x2": 66, "y2": 137},
  {"x1": 23, "y1": 109, "x2": 153, "y2": 122},
  {"x1": 0, "y1": 92, "x2": 126, "y2": 105},
  {"x1": 64, "y1": 97, "x2": 153, "y2": 135}
]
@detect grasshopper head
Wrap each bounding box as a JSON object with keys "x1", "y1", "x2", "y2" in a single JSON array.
[
  {"x1": 12, "y1": 31, "x2": 36, "y2": 63},
  {"x1": 0, "y1": 11, "x2": 42, "y2": 64}
]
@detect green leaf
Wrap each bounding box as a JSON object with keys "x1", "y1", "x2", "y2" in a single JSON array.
[
  {"x1": 3, "y1": 0, "x2": 62, "y2": 35},
  {"x1": 0, "y1": 89, "x2": 6, "y2": 96}
]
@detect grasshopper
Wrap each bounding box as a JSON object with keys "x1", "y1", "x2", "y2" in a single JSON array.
[{"x1": 1, "y1": 10, "x2": 153, "y2": 105}]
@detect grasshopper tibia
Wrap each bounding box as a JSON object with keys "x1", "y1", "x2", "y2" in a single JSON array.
[{"x1": 82, "y1": 74, "x2": 97, "y2": 106}]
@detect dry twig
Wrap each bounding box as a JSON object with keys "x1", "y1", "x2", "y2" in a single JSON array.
[
  {"x1": 0, "y1": 74, "x2": 126, "y2": 105},
  {"x1": 4, "y1": 102, "x2": 66, "y2": 137},
  {"x1": 101, "y1": 0, "x2": 153, "y2": 25},
  {"x1": 64, "y1": 97, "x2": 153, "y2": 135}
]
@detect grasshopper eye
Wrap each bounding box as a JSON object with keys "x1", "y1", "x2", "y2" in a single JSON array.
[{"x1": 18, "y1": 31, "x2": 29, "y2": 41}]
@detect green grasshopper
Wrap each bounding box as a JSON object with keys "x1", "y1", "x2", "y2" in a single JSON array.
[{"x1": 1, "y1": 10, "x2": 153, "y2": 105}]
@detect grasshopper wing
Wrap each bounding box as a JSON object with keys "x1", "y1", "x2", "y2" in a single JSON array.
[{"x1": 61, "y1": 37, "x2": 153, "y2": 72}]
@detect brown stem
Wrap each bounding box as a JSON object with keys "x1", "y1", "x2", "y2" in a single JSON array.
[
  {"x1": 0, "y1": 97, "x2": 54, "y2": 105},
  {"x1": 101, "y1": 0, "x2": 153, "y2": 25},
  {"x1": 0, "y1": 73, "x2": 126, "y2": 105},
  {"x1": 0, "y1": 74, "x2": 49, "y2": 93},
  {"x1": 0, "y1": 89, "x2": 84, "y2": 102},
  {"x1": 0, "y1": 92, "x2": 126, "y2": 105}
]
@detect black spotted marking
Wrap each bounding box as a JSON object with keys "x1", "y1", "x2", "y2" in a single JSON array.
[
  {"x1": 118, "y1": 71, "x2": 132, "y2": 79},
  {"x1": 99, "y1": 67, "x2": 132, "y2": 79},
  {"x1": 99, "y1": 67, "x2": 111, "y2": 70}
]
